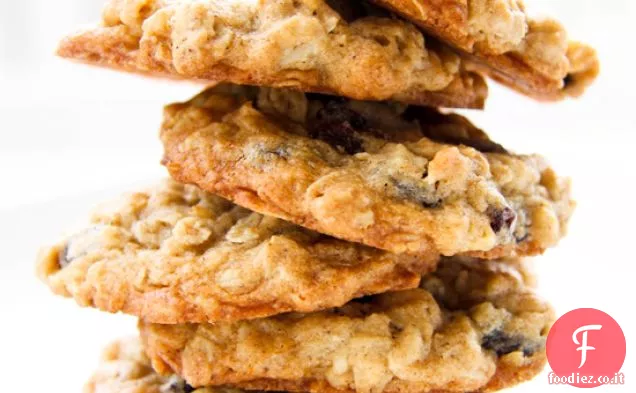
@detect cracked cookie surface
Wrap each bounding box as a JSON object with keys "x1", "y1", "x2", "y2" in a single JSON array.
[
  {"x1": 37, "y1": 179, "x2": 436, "y2": 323},
  {"x1": 161, "y1": 84, "x2": 574, "y2": 258},
  {"x1": 56, "y1": 0, "x2": 486, "y2": 108},
  {"x1": 370, "y1": 0, "x2": 599, "y2": 100},
  {"x1": 140, "y1": 256, "x2": 553, "y2": 393}
]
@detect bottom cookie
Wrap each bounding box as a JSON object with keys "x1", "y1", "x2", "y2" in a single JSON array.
[
  {"x1": 85, "y1": 337, "x2": 227, "y2": 393},
  {"x1": 140, "y1": 257, "x2": 553, "y2": 393}
]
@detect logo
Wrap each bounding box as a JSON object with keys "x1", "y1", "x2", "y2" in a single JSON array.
[
  {"x1": 572, "y1": 324, "x2": 602, "y2": 368},
  {"x1": 546, "y1": 308, "x2": 626, "y2": 388}
]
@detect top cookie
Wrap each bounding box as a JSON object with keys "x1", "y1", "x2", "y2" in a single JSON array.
[
  {"x1": 56, "y1": 0, "x2": 486, "y2": 108},
  {"x1": 370, "y1": 0, "x2": 599, "y2": 100},
  {"x1": 161, "y1": 84, "x2": 575, "y2": 259}
]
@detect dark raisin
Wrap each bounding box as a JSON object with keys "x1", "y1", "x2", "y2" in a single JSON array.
[
  {"x1": 319, "y1": 100, "x2": 368, "y2": 129},
  {"x1": 310, "y1": 123, "x2": 364, "y2": 154},
  {"x1": 487, "y1": 206, "x2": 516, "y2": 233},
  {"x1": 563, "y1": 74, "x2": 573, "y2": 88},
  {"x1": 482, "y1": 329, "x2": 524, "y2": 356},
  {"x1": 522, "y1": 346, "x2": 538, "y2": 357},
  {"x1": 309, "y1": 101, "x2": 366, "y2": 154},
  {"x1": 392, "y1": 179, "x2": 441, "y2": 208},
  {"x1": 161, "y1": 378, "x2": 196, "y2": 393},
  {"x1": 389, "y1": 321, "x2": 404, "y2": 337},
  {"x1": 515, "y1": 232, "x2": 529, "y2": 243},
  {"x1": 58, "y1": 243, "x2": 71, "y2": 269}
]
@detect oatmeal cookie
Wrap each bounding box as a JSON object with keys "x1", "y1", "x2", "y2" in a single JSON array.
[
  {"x1": 56, "y1": 0, "x2": 486, "y2": 108},
  {"x1": 36, "y1": 179, "x2": 436, "y2": 324},
  {"x1": 161, "y1": 84, "x2": 574, "y2": 258},
  {"x1": 369, "y1": 0, "x2": 599, "y2": 100},
  {"x1": 84, "y1": 337, "x2": 225, "y2": 393},
  {"x1": 84, "y1": 337, "x2": 170, "y2": 393},
  {"x1": 139, "y1": 256, "x2": 554, "y2": 393}
]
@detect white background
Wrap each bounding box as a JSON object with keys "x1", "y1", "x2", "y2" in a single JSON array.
[{"x1": 0, "y1": 0, "x2": 634, "y2": 391}]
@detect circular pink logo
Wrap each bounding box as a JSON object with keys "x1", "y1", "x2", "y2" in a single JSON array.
[{"x1": 546, "y1": 308, "x2": 626, "y2": 388}]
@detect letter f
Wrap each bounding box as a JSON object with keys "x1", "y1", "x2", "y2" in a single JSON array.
[{"x1": 572, "y1": 325, "x2": 602, "y2": 369}]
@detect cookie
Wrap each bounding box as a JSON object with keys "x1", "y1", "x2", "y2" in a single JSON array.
[
  {"x1": 84, "y1": 337, "x2": 170, "y2": 393},
  {"x1": 139, "y1": 256, "x2": 554, "y2": 393},
  {"x1": 36, "y1": 179, "x2": 436, "y2": 324},
  {"x1": 56, "y1": 0, "x2": 487, "y2": 108},
  {"x1": 369, "y1": 0, "x2": 599, "y2": 100},
  {"x1": 84, "y1": 336, "x2": 220, "y2": 393},
  {"x1": 161, "y1": 84, "x2": 574, "y2": 258}
]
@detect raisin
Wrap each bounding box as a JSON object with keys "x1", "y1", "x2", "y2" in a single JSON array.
[
  {"x1": 563, "y1": 74, "x2": 573, "y2": 88},
  {"x1": 487, "y1": 206, "x2": 515, "y2": 233},
  {"x1": 389, "y1": 321, "x2": 404, "y2": 337},
  {"x1": 515, "y1": 232, "x2": 529, "y2": 243},
  {"x1": 161, "y1": 378, "x2": 196, "y2": 393},
  {"x1": 319, "y1": 100, "x2": 368, "y2": 129},
  {"x1": 482, "y1": 329, "x2": 524, "y2": 356},
  {"x1": 392, "y1": 179, "x2": 441, "y2": 208},
  {"x1": 57, "y1": 225, "x2": 107, "y2": 269},
  {"x1": 310, "y1": 124, "x2": 364, "y2": 154},
  {"x1": 309, "y1": 100, "x2": 366, "y2": 154}
]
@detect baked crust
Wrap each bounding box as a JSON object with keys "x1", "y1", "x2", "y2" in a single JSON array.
[
  {"x1": 370, "y1": 0, "x2": 599, "y2": 100},
  {"x1": 56, "y1": 0, "x2": 487, "y2": 108},
  {"x1": 161, "y1": 84, "x2": 574, "y2": 258},
  {"x1": 36, "y1": 179, "x2": 436, "y2": 324},
  {"x1": 140, "y1": 256, "x2": 553, "y2": 393}
]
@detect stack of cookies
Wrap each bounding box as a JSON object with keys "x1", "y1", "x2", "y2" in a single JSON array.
[{"x1": 37, "y1": 1, "x2": 599, "y2": 392}]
